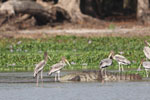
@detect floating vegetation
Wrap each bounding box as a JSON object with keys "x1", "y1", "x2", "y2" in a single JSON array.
[{"x1": 0, "y1": 35, "x2": 149, "y2": 77}]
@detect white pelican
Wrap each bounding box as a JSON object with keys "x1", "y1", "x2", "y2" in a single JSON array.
[
  {"x1": 137, "y1": 59, "x2": 150, "y2": 77},
  {"x1": 109, "y1": 51, "x2": 131, "y2": 72},
  {"x1": 48, "y1": 57, "x2": 71, "y2": 82},
  {"x1": 99, "y1": 52, "x2": 113, "y2": 76},
  {"x1": 33, "y1": 52, "x2": 51, "y2": 86}
]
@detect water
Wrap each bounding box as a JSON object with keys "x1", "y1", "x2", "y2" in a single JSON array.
[{"x1": 0, "y1": 73, "x2": 150, "y2": 100}]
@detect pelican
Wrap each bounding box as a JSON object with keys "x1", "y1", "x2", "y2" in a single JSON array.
[
  {"x1": 143, "y1": 40, "x2": 150, "y2": 60},
  {"x1": 48, "y1": 57, "x2": 71, "y2": 82},
  {"x1": 109, "y1": 51, "x2": 131, "y2": 72},
  {"x1": 33, "y1": 52, "x2": 51, "y2": 86},
  {"x1": 137, "y1": 59, "x2": 150, "y2": 77},
  {"x1": 99, "y1": 52, "x2": 113, "y2": 76}
]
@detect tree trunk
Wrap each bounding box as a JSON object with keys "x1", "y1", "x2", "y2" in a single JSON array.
[
  {"x1": 56, "y1": 0, "x2": 85, "y2": 22},
  {"x1": 137, "y1": 0, "x2": 150, "y2": 24},
  {"x1": 55, "y1": 0, "x2": 102, "y2": 23}
]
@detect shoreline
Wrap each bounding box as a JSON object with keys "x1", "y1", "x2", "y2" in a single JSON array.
[{"x1": 0, "y1": 27, "x2": 150, "y2": 38}]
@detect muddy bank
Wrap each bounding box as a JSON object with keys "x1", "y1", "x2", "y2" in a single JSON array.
[{"x1": 1, "y1": 27, "x2": 150, "y2": 39}]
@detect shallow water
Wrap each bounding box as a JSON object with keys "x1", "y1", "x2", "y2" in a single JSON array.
[{"x1": 0, "y1": 72, "x2": 150, "y2": 100}]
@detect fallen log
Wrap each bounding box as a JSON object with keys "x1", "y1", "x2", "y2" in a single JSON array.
[
  {"x1": 0, "y1": 0, "x2": 71, "y2": 25},
  {"x1": 0, "y1": 0, "x2": 104, "y2": 27}
]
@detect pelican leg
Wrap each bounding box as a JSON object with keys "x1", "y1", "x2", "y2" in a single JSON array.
[
  {"x1": 145, "y1": 69, "x2": 149, "y2": 78},
  {"x1": 57, "y1": 70, "x2": 60, "y2": 81},
  {"x1": 36, "y1": 74, "x2": 39, "y2": 87},
  {"x1": 119, "y1": 63, "x2": 121, "y2": 72},
  {"x1": 57, "y1": 72, "x2": 59, "y2": 81},
  {"x1": 148, "y1": 70, "x2": 149, "y2": 78},
  {"x1": 122, "y1": 65, "x2": 124, "y2": 72},
  {"x1": 55, "y1": 73, "x2": 57, "y2": 82},
  {"x1": 41, "y1": 70, "x2": 43, "y2": 85},
  {"x1": 101, "y1": 69, "x2": 104, "y2": 76},
  {"x1": 104, "y1": 68, "x2": 107, "y2": 77}
]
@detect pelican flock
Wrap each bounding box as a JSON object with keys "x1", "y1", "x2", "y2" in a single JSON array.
[
  {"x1": 33, "y1": 52, "x2": 51, "y2": 86},
  {"x1": 48, "y1": 57, "x2": 71, "y2": 82}
]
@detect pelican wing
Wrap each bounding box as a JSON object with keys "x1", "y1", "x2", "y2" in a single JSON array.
[
  {"x1": 48, "y1": 63, "x2": 65, "y2": 74},
  {"x1": 114, "y1": 54, "x2": 130, "y2": 65},
  {"x1": 34, "y1": 60, "x2": 45, "y2": 77},
  {"x1": 35, "y1": 60, "x2": 45, "y2": 70},
  {"x1": 99, "y1": 58, "x2": 112, "y2": 68},
  {"x1": 143, "y1": 61, "x2": 150, "y2": 69},
  {"x1": 143, "y1": 46, "x2": 150, "y2": 59}
]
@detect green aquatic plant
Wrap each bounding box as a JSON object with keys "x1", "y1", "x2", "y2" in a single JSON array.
[{"x1": 0, "y1": 35, "x2": 148, "y2": 77}]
